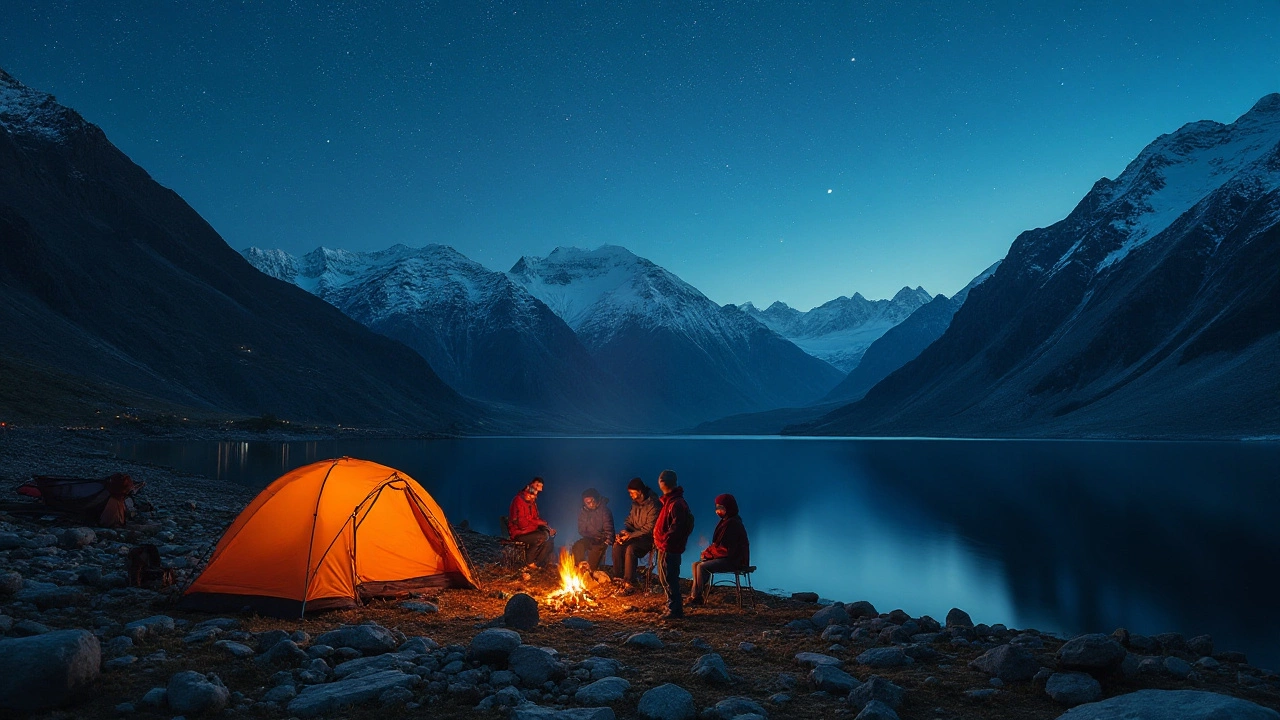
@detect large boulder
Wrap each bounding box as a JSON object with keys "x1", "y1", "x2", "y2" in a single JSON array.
[
  {"x1": 1058, "y1": 634, "x2": 1127, "y2": 673},
  {"x1": 287, "y1": 670, "x2": 418, "y2": 718},
  {"x1": 167, "y1": 670, "x2": 230, "y2": 715},
  {"x1": 945, "y1": 608, "x2": 974, "y2": 628},
  {"x1": 0, "y1": 630, "x2": 101, "y2": 712},
  {"x1": 848, "y1": 676, "x2": 905, "y2": 710},
  {"x1": 847, "y1": 601, "x2": 878, "y2": 619},
  {"x1": 15, "y1": 581, "x2": 88, "y2": 609},
  {"x1": 969, "y1": 643, "x2": 1041, "y2": 682},
  {"x1": 1046, "y1": 672, "x2": 1102, "y2": 706},
  {"x1": 313, "y1": 624, "x2": 399, "y2": 655},
  {"x1": 1055, "y1": 690, "x2": 1280, "y2": 720},
  {"x1": 812, "y1": 604, "x2": 851, "y2": 627},
  {"x1": 575, "y1": 676, "x2": 631, "y2": 704},
  {"x1": 469, "y1": 628, "x2": 523, "y2": 664},
  {"x1": 504, "y1": 593, "x2": 541, "y2": 630},
  {"x1": 509, "y1": 645, "x2": 565, "y2": 687},
  {"x1": 637, "y1": 683, "x2": 695, "y2": 720},
  {"x1": 855, "y1": 647, "x2": 912, "y2": 668}
]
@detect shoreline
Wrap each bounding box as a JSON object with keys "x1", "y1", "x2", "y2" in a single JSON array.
[{"x1": 1, "y1": 426, "x2": 1278, "y2": 719}]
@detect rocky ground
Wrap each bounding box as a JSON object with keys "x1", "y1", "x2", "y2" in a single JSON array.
[{"x1": 1, "y1": 426, "x2": 1279, "y2": 720}]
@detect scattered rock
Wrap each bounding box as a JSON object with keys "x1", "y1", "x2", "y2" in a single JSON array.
[
  {"x1": 139, "y1": 687, "x2": 167, "y2": 709},
  {"x1": 625, "y1": 631, "x2": 664, "y2": 649},
  {"x1": 563, "y1": 617, "x2": 595, "y2": 630},
  {"x1": 286, "y1": 670, "x2": 418, "y2": 718},
  {"x1": 794, "y1": 652, "x2": 842, "y2": 668},
  {"x1": 509, "y1": 645, "x2": 565, "y2": 687},
  {"x1": 399, "y1": 636, "x2": 438, "y2": 654},
  {"x1": 58, "y1": 527, "x2": 96, "y2": 549},
  {"x1": 811, "y1": 664, "x2": 860, "y2": 694},
  {"x1": 12, "y1": 619, "x2": 51, "y2": 636},
  {"x1": 0, "y1": 571, "x2": 22, "y2": 595},
  {"x1": 1058, "y1": 634, "x2": 1127, "y2": 673},
  {"x1": 969, "y1": 643, "x2": 1040, "y2": 682},
  {"x1": 1046, "y1": 672, "x2": 1102, "y2": 706},
  {"x1": 379, "y1": 685, "x2": 415, "y2": 706},
  {"x1": 401, "y1": 600, "x2": 439, "y2": 613},
  {"x1": 512, "y1": 703, "x2": 617, "y2": 720},
  {"x1": 15, "y1": 580, "x2": 87, "y2": 609},
  {"x1": 469, "y1": 628, "x2": 523, "y2": 664},
  {"x1": 1163, "y1": 656, "x2": 1192, "y2": 679},
  {"x1": 259, "y1": 638, "x2": 309, "y2": 666},
  {"x1": 791, "y1": 592, "x2": 819, "y2": 603},
  {"x1": 812, "y1": 604, "x2": 851, "y2": 627},
  {"x1": 575, "y1": 676, "x2": 630, "y2": 704},
  {"x1": 855, "y1": 647, "x2": 912, "y2": 668},
  {"x1": 847, "y1": 601, "x2": 878, "y2": 619},
  {"x1": 313, "y1": 624, "x2": 399, "y2": 656},
  {"x1": 847, "y1": 676, "x2": 905, "y2": 710},
  {"x1": 579, "y1": 656, "x2": 622, "y2": 680},
  {"x1": 855, "y1": 700, "x2": 900, "y2": 720},
  {"x1": 262, "y1": 684, "x2": 298, "y2": 703},
  {"x1": 1187, "y1": 635, "x2": 1214, "y2": 658},
  {"x1": 637, "y1": 683, "x2": 695, "y2": 720},
  {"x1": 123, "y1": 615, "x2": 175, "y2": 642},
  {"x1": 334, "y1": 653, "x2": 416, "y2": 680},
  {"x1": 691, "y1": 653, "x2": 732, "y2": 684},
  {"x1": 167, "y1": 670, "x2": 230, "y2": 715},
  {"x1": 709, "y1": 696, "x2": 769, "y2": 719},
  {"x1": 504, "y1": 593, "x2": 541, "y2": 630},
  {"x1": 964, "y1": 688, "x2": 999, "y2": 700},
  {"x1": 0, "y1": 629, "x2": 101, "y2": 712},
  {"x1": 215, "y1": 640, "x2": 256, "y2": 659},
  {"x1": 1055, "y1": 689, "x2": 1280, "y2": 719}
]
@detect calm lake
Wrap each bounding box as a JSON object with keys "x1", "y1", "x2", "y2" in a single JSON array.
[{"x1": 111, "y1": 436, "x2": 1280, "y2": 670}]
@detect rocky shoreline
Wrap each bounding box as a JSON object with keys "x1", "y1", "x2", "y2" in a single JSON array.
[{"x1": 1, "y1": 425, "x2": 1278, "y2": 719}]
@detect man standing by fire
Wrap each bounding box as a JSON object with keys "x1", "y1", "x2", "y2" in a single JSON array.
[
  {"x1": 653, "y1": 469, "x2": 694, "y2": 620},
  {"x1": 508, "y1": 477, "x2": 555, "y2": 568}
]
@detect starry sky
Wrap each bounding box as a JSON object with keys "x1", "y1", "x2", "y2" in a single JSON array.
[{"x1": 3, "y1": 1, "x2": 1277, "y2": 309}]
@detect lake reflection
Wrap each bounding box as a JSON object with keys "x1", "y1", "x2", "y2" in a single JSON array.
[{"x1": 110, "y1": 436, "x2": 1280, "y2": 670}]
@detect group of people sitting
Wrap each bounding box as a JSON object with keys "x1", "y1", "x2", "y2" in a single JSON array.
[{"x1": 506, "y1": 470, "x2": 750, "y2": 619}]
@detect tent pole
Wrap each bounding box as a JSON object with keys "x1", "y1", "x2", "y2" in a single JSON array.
[{"x1": 299, "y1": 459, "x2": 342, "y2": 618}]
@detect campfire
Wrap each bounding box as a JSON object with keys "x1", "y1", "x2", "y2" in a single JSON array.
[{"x1": 543, "y1": 548, "x2": 600, "y2": 613}]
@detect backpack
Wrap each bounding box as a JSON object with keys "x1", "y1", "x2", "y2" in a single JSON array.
[{"x1": 680, "y1": 502, "x2": 695, "y2": 537}]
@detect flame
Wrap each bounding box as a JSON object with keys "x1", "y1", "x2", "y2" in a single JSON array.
[{"x1": 544, "y1": 548, "x2": 598, "y2": 612}]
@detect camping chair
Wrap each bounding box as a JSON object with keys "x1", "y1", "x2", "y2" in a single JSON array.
[
  {"x1": 497, "y1": 516, "x2": 527, "y2": 569},
  {"x1": 710, "y1": 565, "x2": 757, "y2": 609}
]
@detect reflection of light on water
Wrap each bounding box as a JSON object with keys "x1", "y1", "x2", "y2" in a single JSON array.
[{"x1": 751, "y1": 493, "x2": 1017, "y2": 625}]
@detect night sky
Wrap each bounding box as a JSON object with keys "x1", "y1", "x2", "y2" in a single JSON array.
[{"x1": 4, "y1": 1, "x2": 1277, "y2": 309}]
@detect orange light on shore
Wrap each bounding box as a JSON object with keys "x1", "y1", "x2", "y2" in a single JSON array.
[{"x1": 544, "y1": 548, "x2": 598, "y2": 613}]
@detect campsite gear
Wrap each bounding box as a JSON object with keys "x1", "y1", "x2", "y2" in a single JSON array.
[
  {"x1": 128, "y1": 544, "x2": 175, "y2": 589},
  {"x1": 181, "y1": 458, "x2": 477, "y2": 617},
  {"x1": 710, "y1": 565, "x2": 758, "y2": 610},
  {"x1": 15, "y1": 474, "x2": 141, "y2": 526}
]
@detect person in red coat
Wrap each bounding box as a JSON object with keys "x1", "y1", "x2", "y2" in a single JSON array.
[
  {"x1": 508, "y1": 477, "x2": 555, "y2": 567},
  {"x1": 653, "y1": 469, "x2": 693, "y2": 619},
  {"x1": 688, "y1": 493, "x2": 750, "y2": 606}
]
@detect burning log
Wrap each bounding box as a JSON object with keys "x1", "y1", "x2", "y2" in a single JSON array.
[{"x1": 544, "y1": 548, "x2": 599, "y2": 613}]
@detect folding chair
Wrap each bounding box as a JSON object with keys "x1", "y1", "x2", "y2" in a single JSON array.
[
  {"x1": 497, "y1": 515, "x2": 527, "y2": 569},
  {"x1": 710, "y1": 565, "x2": 757, "y2": 609}
]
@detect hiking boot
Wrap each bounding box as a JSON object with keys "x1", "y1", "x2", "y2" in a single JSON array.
[
  {"x1": 686, "y1": 596, "x2": 704, "y2": 607},
  {"x1": 619, "y1": 585, "x2": 637, "y2": 596}
]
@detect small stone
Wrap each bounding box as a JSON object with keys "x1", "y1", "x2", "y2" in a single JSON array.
[
  {"x1": 58, "y1": 527, "x2": 96, "y2": 549},
  {"x1": 140, "y1": 687, "x2": 167, "y2": 708},
  {"x1": 795, "y1": 652, "x2": 842, "y2": 668},
  {"x1": 123, "y1": 615, "x2": 175, "y2": 642},
  {"x1": 504, "y1": 593, "x2": 541, "y2": 630},
  {"x1": 1046, "y1": 671, "x2": 1102, "y2": 706},
  {"x1": 575, "y1": 676, "x2": 630, "y2": 704},
  {"x1": 625, "y1": 631, "x2": 664, "y2": 649},
  {"x1": 105, "y1": 655, "x2": 138, "y2": 670},
  {"x1": 739, "y1": 642, "x2": 757, "y2": 652},
  {"x1": 379, "y1": 685, "x2": 415, "y2": 706},
  {"x1": 811, "y1": 664, "x2": 860, "y2": 694},
  {"x1": 262, "y1": 685, "x2": 298, "y2": 703},
  {"x1": 847, "y1": 676, "x2": 904, "y2": 710},
  {"x1": 964, "y1": 688, "x2": 999, "y2": 700},
  {"x1": 1187, "y1": 635, "x2": 1214, "y2": 658},
  {"x1": 563, "y1": 617, "x2": 595, "y2": 630},
  {"x1": 0, "y1": 571, "x2": 22, "y2": 595},
  {"x1": 855, "y1": 700, "x2": 900, "y2": 720},
  {"x1": 637, "y1": 683, "x2": 695, "y2": 720},
  {"x1": 791, "y1": 592, "x2": 820, "y2": 603},
  {"x1": 1058, "y1": 634, "x2": 1127, "y2": 673},
  {"x1": 167, "y1": 670, "x2": 230, "y2": 715},
  {"x1": 710, "y1": 696, "x2": 768, "y2": 720},
  {"x1": 313, "y1": 624, "x2": 399, "y2": 655},
  {"x1": 855, "y1": 647, "x2": 912, "y2": 668},
  {"x1": 1164, "y1": 656, "x2": 1193, "y2": 678},
  {"x1": 969, "y1": 643, "x2": 1039, "y2": 682},
  {"x1": 509, "y1": 645, "x2": 565, "y2": 687},
  {"x1": 213, "y1": 640, "x2": 253, "y2": 659},
  {"x1": 691, "y1": 653, "x2": 732, "y2": 684},
  {"x1": 813, "y1": 604, "x2": 852, "y2": 627},
  {"x1": 259, "y1": 638, "x2": 308, "y2": 666},
  {"x1": 402, "y1": 601, "x2": 439, "y2": 613},
  {"x1": 469, "y1": 628, "x2": 523, "y2": 664}
]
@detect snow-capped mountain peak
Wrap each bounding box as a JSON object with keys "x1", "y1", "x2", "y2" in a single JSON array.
[{"x1": 0, "y1": 68, "x2": 74, "y2": 142}]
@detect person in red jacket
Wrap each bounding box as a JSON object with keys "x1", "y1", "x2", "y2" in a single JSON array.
[
  {"x1": 508, "y1": 477, "x2": 555, "y2": 567},
  {"x1": 652, "y1": 469, "x2": 693, "y2": 619},
  {"x1": 688, "y1": 493, "x2": 750, "y2": 607}
]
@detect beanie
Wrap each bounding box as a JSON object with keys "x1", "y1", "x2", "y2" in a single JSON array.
[
  {"x1": 582, "y1": 488, "x2": 601, "y2": 501},
  {"x1": 627, "y1": 477, "x2": 645, "y2": 492}
]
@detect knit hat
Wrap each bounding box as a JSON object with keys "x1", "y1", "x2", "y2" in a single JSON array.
[
  {"x1": 582, "y1": 488, "x2": 601, "y2": 501},
  {"x1": 658, "y1": 469, "x2": 677, "y2": 487},
  {"x1": 627, "y1": 477, "x2": 645, "y2": 492}
]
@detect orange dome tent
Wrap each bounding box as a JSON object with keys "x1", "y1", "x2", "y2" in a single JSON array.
[{"x1": 181, "y1": 458, "x2": 477, "y2": 617}]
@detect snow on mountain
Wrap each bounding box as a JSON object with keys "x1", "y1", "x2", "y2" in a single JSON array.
[
  {"x1": 797, "y1": 94, "x2": 1280, "y2": 438},
  {"x1": 242, "y1": 244, "x2": 619, "y2": 418},
  {"x1": 735, "y1": 287, "x2": 933, "y2": 372},
  {"x1": 0, "y1": 69, "x2": 72, "y2": 142},
  {"x1": 509, "y1": 245, "x2": 844, "y2": 428}
]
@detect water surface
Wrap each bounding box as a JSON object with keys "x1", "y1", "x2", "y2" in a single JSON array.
[{"x1": 111, "y1": 436, "x2": 1280, "y2": 670}]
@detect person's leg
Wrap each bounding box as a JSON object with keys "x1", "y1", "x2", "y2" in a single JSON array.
[
  {"x1": 513, "y1": 531, "x2": 542, "y2": 567},
  {"x1": 661, "y1": 551, "x2": 683, "y2": 617},
  {"x1": 692, "y1": 558, "x2": 735, "y2": 602},
  {"x1": 586, "y1": 541, "x2": 607, "y2": 571},
  {"x1": 611, "y1": 542, "x2": 625, "y2": 579},
  {"x1": 571, "y1": 538, "x2": 588, "y2": 565},
  {"x1": 536, "y1": 529, "x2": 554, "y2": 566}
]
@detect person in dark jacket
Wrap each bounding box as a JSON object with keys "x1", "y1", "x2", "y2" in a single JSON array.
[
  {"x1": 652, "y1": 469, "x2": 693, "y2": 619},
  {"x1": 613, "y1": 477, "x2": 659, "y2": 592},
  {"x1": 508, "y1": 477, "x2": 555, "y2": 567},
  {"x1": 572, "y1": 488, "x2": 614, "y2": 571},
  {"x1": 688, "y1": 493, "x2": 750, "y2": 606}
]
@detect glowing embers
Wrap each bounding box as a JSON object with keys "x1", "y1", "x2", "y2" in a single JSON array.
[{"x1": 544, "y1": 548, "x2": 599, "y2": 613}]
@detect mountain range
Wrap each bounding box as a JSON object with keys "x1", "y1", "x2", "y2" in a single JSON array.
[
  {"x1": 0, "y1": 68, "x2": 480, "y2": 429},
  {"x1": 795, "y1": 94, "x2": 1280, "y2": 438},
  {"x1": 736, "y1": 287, "x2": 933, "y2": 372}
]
